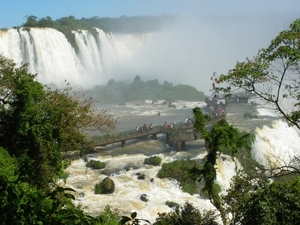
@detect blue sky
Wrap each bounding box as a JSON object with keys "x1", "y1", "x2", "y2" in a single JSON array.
[{"x1": 1, "y1": 0, "x2": 300, "y2": 28}]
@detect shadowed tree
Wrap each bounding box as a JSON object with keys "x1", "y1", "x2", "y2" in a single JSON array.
[
  {"x1": 214, "y1": 19, "x2": 300, "y2": 130},
  {"x1": 0, "y1": 55, "x2": 116, "y2": 189}
]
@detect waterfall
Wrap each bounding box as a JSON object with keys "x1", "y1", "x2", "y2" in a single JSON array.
[
  {"x1": 252, "y1": 119, "x2": 300, "y2": 169},
  {"x1": 0, "y1": 27, "x2": 151, "y2": 88}
]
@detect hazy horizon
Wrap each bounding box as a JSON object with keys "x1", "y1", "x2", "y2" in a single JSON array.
[{"x1": 102, "y1": 13, "x2": 298, "y2": 95}]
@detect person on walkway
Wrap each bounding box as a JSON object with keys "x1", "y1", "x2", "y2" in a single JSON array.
[{"x1": 149, "y1": 123, "x2": 153, "y2": 130}]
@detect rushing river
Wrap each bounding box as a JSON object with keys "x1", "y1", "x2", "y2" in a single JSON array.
[{"x1": 59, "y1": 100, "x2": 300, "y2": 224}]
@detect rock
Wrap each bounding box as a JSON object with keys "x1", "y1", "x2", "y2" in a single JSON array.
[
  {"x1": 140, "y1": 194, "x2": 149, "y2": 202},
  {"x1": 94, "y1": 177, "x2": 115, "y2": 194},
  {"x1": 137, "y1": 174, "x2": 146, "y2": 180}
]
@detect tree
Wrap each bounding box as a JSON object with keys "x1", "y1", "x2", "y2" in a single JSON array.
[
  {"x1": 192, "y1": 107, "x2": 252, "y2": 224},
  {"x1": 214, "y1": 19, "x2": 300, "y2": 130},
  {"x1": 222, "y1": 171, "x2": 300, "y2": 225},
  {"x1": 154, "y1": 202, "x2": 218, "y2": 225},
  {"x1": 0, "y1": 147, "x2": 18, "y2": 181},
  {"x1": 23, "y1": 15, "x2": 38, "y2": 27},
  {"x1": 0, "y1": 55, "x2": 116, "y2": 189}
]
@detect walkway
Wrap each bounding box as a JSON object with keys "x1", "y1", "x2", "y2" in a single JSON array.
[{"x1": 89, "y1": 115, "x2": 225, "y2": 150}]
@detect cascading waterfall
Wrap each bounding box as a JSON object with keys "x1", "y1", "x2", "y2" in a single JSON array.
[
  {"x1": 252, "y1": 119, "x2": 300, "y2": 169},
  {"x1": 1, "y1": 23, "x2": 300, "y2": 224},
  {"x1": 0, "y1": 27, "x2": 151, "y2": 88}
]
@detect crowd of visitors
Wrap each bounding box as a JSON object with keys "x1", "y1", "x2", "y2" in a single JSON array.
[{"x1": 136, "y1": 123, "x2": 153, "y2": 133}]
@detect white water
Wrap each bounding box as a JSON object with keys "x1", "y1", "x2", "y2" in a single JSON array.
[
  {"x1": 0, "y1": 28, "x2": 152, "y2": 88},
  {"x1": 59, "y1": 101, "x2": 300, "y2": 224},
  {"x1": 1, "y1": 24, "x2": 300, "y2": 223}
]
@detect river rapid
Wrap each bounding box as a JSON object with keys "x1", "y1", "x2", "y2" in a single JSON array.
[{"x1": 59, "y1": 100, "x2": 300, "y2": 224}]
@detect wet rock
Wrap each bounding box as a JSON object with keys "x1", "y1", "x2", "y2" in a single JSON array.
[
  {"x1": 94, "y1": 177, "x2": 115, "y2": 194},
  {"x1": 140, "y1": 194, "x2": 149, "y2": 202},
  {"x1": 137, "y1": 173, "x2": 146, "y2": 180}
]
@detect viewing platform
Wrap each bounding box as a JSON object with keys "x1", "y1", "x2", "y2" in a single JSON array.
[{"x1": 89, "y1": 115, "x2": 225, "y2": 151}]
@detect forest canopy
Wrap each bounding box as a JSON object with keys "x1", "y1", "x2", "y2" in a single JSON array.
[
  {"x1": 21, "y1": 15, "x2": 176, "y2": 33},
  {"x1": 84, "y1": 76, "x2": 207, "y2": 104}
]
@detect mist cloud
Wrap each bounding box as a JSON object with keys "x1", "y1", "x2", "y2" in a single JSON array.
[{"x1": 107, "y1": 13, "x2": 298, "y2": 95}]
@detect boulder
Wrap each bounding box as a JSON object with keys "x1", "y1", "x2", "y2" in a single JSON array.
[
  {"x1": 94, "y1": 177, "x2": 115, "y2": 194},
  {"x1": 140, "y1": 194, "x2": 149, "y2": 202}
]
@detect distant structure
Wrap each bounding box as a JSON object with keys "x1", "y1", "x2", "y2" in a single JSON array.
[{"x1": 205, "y1": 90, "x2": 255, "y2": 111}]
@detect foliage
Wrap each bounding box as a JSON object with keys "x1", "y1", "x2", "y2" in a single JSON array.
[
  {"x1": 0, "y1": 147, "x2": 18, "y2": 181},
  {"x1": 214, "y1": 18, "x2": 300, "y2": 130},
  {"x1": 86, "y1": 159, "x2": 106, "y2": 169},
  {"x1": 94, "y1": 177, "x2": 115, "y2": 194},
  {"x1": 21, "y1": 15, "x2": 176, "y2": 51},
  {"x1": 0, "y1": 176, "x2": 101, "y2": 224},
  {"x1": 193, "y1": 107, "x2": 209, "y2": 136},
  {"x1": 154, "y1": 202, "x2": 219, "y2": 225},
  {"x1": 165, "y1": 201, "x2": 180, "y2": 208},
  {"x1": 120, "y1": 211, "x2": 151, "y2": 225},
  {"x1": 243, "y1": 112, "x2": 258, "y2": 119},
  {"x1": 144, "y1": 156, "x2": 162, "y2": 166},
  {"x1": 0, "y1": 54, "x2": 116, "y2": 190},
  {"x1": 85, "y1": 77, "x2": 206, "y2": 104},
  {"x1": 157, "y1": 160, "x2": 202, "y2": 194},
  {"x1": 97, "y1": 205, "x2": 121, "y2": 225},
  {"x1": 222, "y1": 171, "x2": 300, "y2": 225},
  {"x1": 192, "y1": 107, "x2": 253, "y2": 224}
]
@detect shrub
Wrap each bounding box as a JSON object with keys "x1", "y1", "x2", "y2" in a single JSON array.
[
  {"x1": 244, "y1": 112, "x2": 258, "y2": 119},
  {"x1": 157, "y1": 160, "x2": 202, "y2": 194},
  {"x1": 94, "y1": 177, "x2": 115, "y2": 194},
  {"x1": 144, "y1": 156, "x2": 162, "y2": 166},
  {"x1": 154, "y1": 202, "x2": 218, "y2": 225},
  {"x1": 86, "y1": 160, "x2": 106, "y2": 169},
  {"x1": 165, "y1": 201, "x2": 180, "y2": 208}
]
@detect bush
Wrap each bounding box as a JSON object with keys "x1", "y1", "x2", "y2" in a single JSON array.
[
  {"x1": 154, "y1": 202, "x2": 218, "y2": 225},
  {"x1": 86, "y1": 160, "x2": 106, "y2": 169},
  {"x1": 244, "y1": 112, "x2": 258, "y2": 119},
  {"x1": 200, "y1": 183, "x2": 222, "y2": 199},
  {"x1": 165, "y1": 201, "x2": 180, "y2": 208},
  {"x1": 94, "y1": 177, "x2": 115, "y2": 194},
  {"x1": 157, "y1": 160, "x2": 202, "y2": 194},
  {"x1": 144, "y1": 156, "x2": 162, "y2": 166}
]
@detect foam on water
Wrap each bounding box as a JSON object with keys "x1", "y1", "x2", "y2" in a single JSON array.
[
  {"x1": 61, "y1": 153, "x2": 218, "y2": 223},
  {"x1": 61, "y1": 101, "x2": 300, "y2": 224},
  {"x1": 252, "y1": 120, "x2": 300, "y2": 168},
  {"x1": 256, "y1": 108, "x2": 278, "y2": 117}
]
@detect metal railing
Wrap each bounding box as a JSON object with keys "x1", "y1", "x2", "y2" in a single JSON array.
[{"x1": 89, "y1": 115, "x2": 225, "y2": 147}]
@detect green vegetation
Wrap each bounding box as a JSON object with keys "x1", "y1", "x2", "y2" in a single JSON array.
[
  {"x1": 221, "y1": 172, "x2": 300, "y2": 225},
  {"x1": 192, "y1": 107, "x2": 253, "y2": 223},
  {"x1": 1, "y1": 18, "x2": 300, "y2": 224},
  {"x1": 85, "y1": 76, "x2": 206, "y2": 104},
  {"x1": 22, "y1": 15, "x2": 175, "y2": 33},
  {"x1": 20, "y1": 15, "x2": 176, "y2": 51},
  {"x1": 215, "y1": 18, "x2": 300, "y2": 130},
  {"x1": 95, "y1": 177, "x2": 115, "y2": 194},
  {"x1": 158, "y1": 160, "x2": 202, "y2": 195},
  {"x1": 144, "y1": 156, "x2": 162, "y2": 166},
  {"x1": 244, "y1": 112, "x2": 258, "y2": 119},
  {"x1": 86, "y1": 160, "x2": 106, "y2": 169},
  {"x1": 0, "y1": 55, "x2": 119, "y2": 224},
  {"x1": 165, "y1": 201, "x2": 180, "y2": 208},
  {"x1": 0, "y1": 55, "x2": 116, "y2": 190},
  {"x1": 154, "y1": 202, "x2": 218, "y2": 225}
]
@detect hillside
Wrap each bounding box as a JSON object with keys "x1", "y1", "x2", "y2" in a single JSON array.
[{"x1": 84, "y1": 76, "x2": 206, "y2": 104}]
